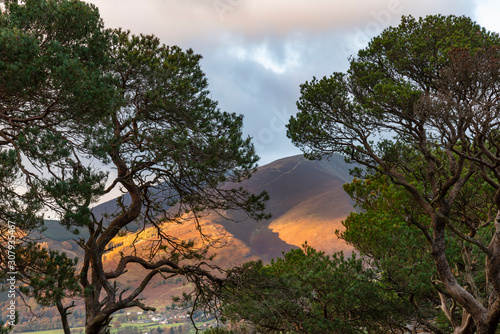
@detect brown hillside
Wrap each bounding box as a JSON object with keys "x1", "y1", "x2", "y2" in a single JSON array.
[
  {"x1": 40, "y1": 154, "x2": 357, "y2": 306},
  {"x1": 269, "y1": 186, "x2": 354, "y2": 255},
  {"x1": 212, "y1": 154, "x2": 356, "y2": 259},
  {"x1": 100, "y1": 216, "x2": 260, "y2": 308}
]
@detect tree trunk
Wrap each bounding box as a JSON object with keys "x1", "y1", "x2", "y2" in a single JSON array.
[
  {"x1": 430, "y1": 217, "x2": 498, "y2": 334},
  {"x1": 452, "y1": 311, "x2": 475, "y2": 334},
  {"x1": 55, "y1": 300, "x2": 71, "y2": 334},
  {"x1": 86, "y1": 312, "x2": 112, "y2": 334},
  {"x1": 84, "y1": 251, "x2": 112, "y2": 334},
  {"x1": 475, "y1": 323, "x2": 498, "y2": 334}
]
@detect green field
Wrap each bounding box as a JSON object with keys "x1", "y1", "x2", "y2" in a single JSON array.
[{"x1": 15, "y1": 320, "x2": 213, "y2": 334}]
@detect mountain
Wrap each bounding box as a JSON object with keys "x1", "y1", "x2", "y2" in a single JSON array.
[
  {"x1": 39, "y1": 154, "x2": 357, "y2": 306},
  {"x1": 42, "y1": 154, "x2": 356, "y2": 258},
  {"x1": 206, "y1": 154, "x2": 356, "y2": 261}
]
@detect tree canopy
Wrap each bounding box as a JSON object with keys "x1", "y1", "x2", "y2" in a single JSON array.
[
  {"x1": 1, "y1": 0, "x2": 114, "y2": 331},
  {"x1": 0, "y1": 1, "x2": 267, "y2": 333},
  {"x1": 0, "y1": 0, "x2": 113, "y2": 237},
  {"x1": 287, "y1": 14, "x2": 500, "y2": 334},
  {"x1": 204, "y1": 245, "x2": 414, "y2": 334},
  {"x1": 340, "y1": 174, "x2": 490, "y2": 333},
  {"x1": 18, "y1": 243, "x2": 81, "y2": 334}
]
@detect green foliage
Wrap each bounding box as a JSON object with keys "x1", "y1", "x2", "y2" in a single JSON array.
[
  {"x1": 216, "y1": 245, "x2": 413, "y2": 334},
  {"x1": 0, "y1": 0, "x2": 115, "y2": 229},
  {"x1": 0, "y1": 2, "x2": 114, "y2": 332},
  {"x1": 0, "y1": 149, "x2": 43, "y2": 230},
  {"x1": 287, "y1": 13, "x2": 500, "y2": 333},
  {"x1": 288, "y1": 15, "x2": 500, "y2": 166},
  {"x1": 1, "y1": 0, "x2": 115, "y2": 118},
  {"x1": 2, "y1": 1, "x2": 269, "y2": 332},
  {"x1": 18, "y1": 243, "x2": 81, "y2": 307},
  {"x1": 341, "y1": 176, "x2": 447, "y2": 332},
  {"x1": 89, "y1": 29, "x2": 268, "y2": 220},
  {"x1": 340, "y1": 171, "x2": 494, "y2": 331},
  {"x1": 341, "y1": 176, "x2": 436, "y2": 296}
]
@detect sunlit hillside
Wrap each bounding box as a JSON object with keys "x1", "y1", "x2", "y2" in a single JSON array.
[{"x1": 36, "y1": 154, "x2": 356, "y2": 307}]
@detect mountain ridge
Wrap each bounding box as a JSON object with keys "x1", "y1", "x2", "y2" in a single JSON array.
[
  {"x1": 38, "y1": 154, "x2": 356, "y2": 305},
  {"x1": 41, "y1": 154, "x2": 356, "y2": 259}
]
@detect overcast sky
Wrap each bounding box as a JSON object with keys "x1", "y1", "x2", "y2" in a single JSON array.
[{"x1": 86, "y1": 0, "x2": 500, "y2": 166}]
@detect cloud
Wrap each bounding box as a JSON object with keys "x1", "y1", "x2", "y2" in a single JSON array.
[
  {"x1": 199, "y1": 45, "x2": 304, "y2": 164},
  {"x1": 475, "y1": 0, "x2": 500, "y2": 34},
  {"x1": 87, "y1": 0, "x2": 476, "y2": 76},
  {"x1": 85, "y1": 0, "x2": 478, "y2": 166},
  {"x1": 88, "y1": 0, "x2": 474, "y2": 44}
]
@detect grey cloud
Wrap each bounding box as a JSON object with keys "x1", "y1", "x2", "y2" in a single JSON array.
[
  {"x1": 88, "y1": 0, "x2": 475, "y2": 44},
  {"x1": 86, "y1": 0, "x2": 478, "y2": 165}
]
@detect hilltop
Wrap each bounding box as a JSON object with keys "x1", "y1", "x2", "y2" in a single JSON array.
[{"x1": 38, "y1": 154, "x2": 356, "y2": 306}]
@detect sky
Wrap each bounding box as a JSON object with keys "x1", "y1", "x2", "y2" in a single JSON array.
[{"x1": 86, "y1": 0, "x2": 500, "y2": 166}]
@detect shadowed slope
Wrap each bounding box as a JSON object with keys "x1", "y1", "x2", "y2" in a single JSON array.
[
  {"x1": 42, "y1": 154, "x2": 356, "y2": 260},
  {"x1": 33, "y1": 154, "x2": 357, "y2": 307},
  {"x1": 214, "y1": 154, "x2": 355, "y2": 259}
]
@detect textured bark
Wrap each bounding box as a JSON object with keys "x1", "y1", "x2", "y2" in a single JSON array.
[{"x1": 55, "y1": 300, "x2": 72, "y2": 334}]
